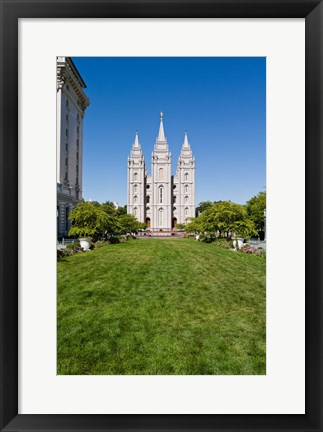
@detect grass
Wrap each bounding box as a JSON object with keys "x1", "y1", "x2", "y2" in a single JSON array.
[{"x1": 57, "y1": 238, "x2": 266, "y2": 375}]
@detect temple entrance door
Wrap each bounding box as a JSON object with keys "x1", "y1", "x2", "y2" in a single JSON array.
[
  {"x1": 146, "y1": 217, "x2": 151, "y2": 228},
  {"x1": 172, "y1": 217, "x2": 177, "y2": 228}
]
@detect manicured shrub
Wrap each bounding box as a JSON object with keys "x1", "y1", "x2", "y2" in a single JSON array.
[
  {"x1": 57, "y1": 244, "x2": 86, "y2": 259},
  {"x1": 214, "y1": 238, "x2": 233, "y2": 249},
  {"x1": 202, "y1": 234, "x2": 216, "y2": 243},
  {"x1": 254, "y1": 248, "x2": 266, "y2": 258},
  {"x1": 66, "y1": 242, "x2": 80, "y2": 249},
  {"x1": 74, "y1": 246, "x2": 84, "y2": 252},
  {"x1": 61, "y1": 248, "x2": 74, "y2": 257},
  {"x1": 108, "y1": 236, "x2": 120, "y2": 244},
  {"x1": 94, "y1": 240, "x2": 108, "y2": 248}
]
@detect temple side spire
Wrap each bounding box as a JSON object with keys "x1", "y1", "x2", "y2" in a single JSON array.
[
  {"x1": 179, "y1": 130, "x2": 192, "y2": 159},
  {"x1": 129, "y1": 130, "x2": 144, "y2": 160}
]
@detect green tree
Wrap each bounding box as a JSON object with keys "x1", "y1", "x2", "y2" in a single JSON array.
[
  {"x1": 200, "y1": 201, "x2": 244, "y2": 234},
  {"x1": 195, "y1": 201, "x2": 213, "y2": 215},
  {"x1": 101, "y1": 203, "x2": 117, "y2": 215},
  {"x1": 102, "y1": 200, "x2": 115, "y2": 207},
  {"x1": 116, "y1": 205, "x2": 127, "y2": 216},
  {"x1": 246, "y1": 191, "x2": 266, "y2": 233},
  {"x1": 68, "y1": 202, "x2": 116, "y2": 238},
  {"x1": 101, "y1": 202, "x2": 127, "y2": 216},
  {"x1": 90, "y1": 200, "x2": 101, "y2": 207},
  {"x1": 196, "y1": 200, "x2": 257, "y2": 238},
  {"x1": 117, "y1": 213, "x2": 145, "y2": 234},
  {"x1": 185, "y1": 218, "x2": 202, "y2": 233},
  {"x1": 176, "y1": 223, "x2": 186, "y2": 230},
  {"x1": 231, "y1": 219, "x2": 258, "y2": 238}
]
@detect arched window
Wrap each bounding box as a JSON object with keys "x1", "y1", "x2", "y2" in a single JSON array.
[
  {"x1": 185, "y1": 196, "x2": 189, "y2": 204},
  {"x1": 159, "y1": 167, "x2": 164, "y2": 181},
  {"x1": 173, "y1": 196, "x2": 176, "y2": 204},
  {"x1": 147, "y1": 195, "x2": 150, "y2": 203},
  {"x1": 185, "y1": 207, "x2": 188, "y2": 217},
  {"x1": 159, "y1": 208, "x2": 164, "y2": 227},
  {"x1": 133, "y1": 172, "x2": 138, "y2": 181},
  {"x1": 159, "y1": 186, "x2": 163, "y2": 204},
  {"x1": 133, "y1": 184, "x2": 137, "y2": 193},
  {"x1": 184, "y1": 185, "x2": 189, "y2": 194},
  {"x1": 133, "y1": 207, "x2": 137, "y2": 216},
  {"x1": 184, "y1": 172, "x2": 189, "y2": 182},
  {"x1": 133, "y1": 196, "x2": 137, "y2": 204}
]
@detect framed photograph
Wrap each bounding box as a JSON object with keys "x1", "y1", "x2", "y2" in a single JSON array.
[{"x1": 1, "y1": 1, "x2": 322, "y2": 431}]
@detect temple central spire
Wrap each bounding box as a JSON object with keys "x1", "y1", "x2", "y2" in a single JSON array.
[
  {"x1": 157, "y1": 111, "x2": 166, "y2": 142},
  {"x1": 133, "y1": 130, "x2": 140, "y2": 148},
  {"x1": 183, "y1": 131, "x2": 189, "y2": 148}
]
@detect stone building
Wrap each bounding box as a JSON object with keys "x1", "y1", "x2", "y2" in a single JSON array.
[
  {"x1": 127, "y1": 113, "x2": 195, "y2": 231},
  {"x1": 56, "y1": 57, "x2": 90, "y2": 237}
]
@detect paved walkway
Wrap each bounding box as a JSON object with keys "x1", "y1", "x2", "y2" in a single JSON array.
[{"x1": 248, "y1": 240, "x2": 266, "y2": 250}]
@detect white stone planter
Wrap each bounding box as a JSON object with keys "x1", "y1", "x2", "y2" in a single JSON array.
[
  {"x1": 79, "y1": 238, "x2": 91, "y2": 251},
  {"x1": 238, "y1": 238, "x2": 244, "y2": 249},
  {"x1": 232, "y1": 237, "x2": 244, "y2": 250}
]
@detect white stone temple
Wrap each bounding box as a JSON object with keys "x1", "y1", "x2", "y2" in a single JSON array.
[
  {"x1": 127, "y1": 113, "x2": 195, "y2": 231},
  {"x1": 56, "y1": 57, "x2": 90, "y2": 237}
]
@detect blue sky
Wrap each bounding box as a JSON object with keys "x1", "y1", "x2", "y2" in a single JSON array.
[{"x1": 72, "y1": 57, "x2": 266, "y2": 206}]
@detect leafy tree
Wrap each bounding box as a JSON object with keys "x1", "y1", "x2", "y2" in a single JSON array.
[
  {"x1": 246, "y1": 192, "x2": 266, "y2": 233},
  {"x1": 117, "y1": 213, "x2": 145, "y2": 234},
  {"x1": 90, "y1": 200, "x2": 101, "y2": 207},
  {"x1": 231, "y1": 219, "x2": 258, "y2": 238},
  {"x1": 200, "y1": 201, "x2": 246, "y2": 235},
  {"x1": 102, "y1": 200, "x2": 115, "y2": 207},
  {"x1": 188, "y1": 201, "x2": 257, "y2": 238},
  {"x1": 101, "y1": 203, "x2": 117, "y2": 215},
  {"x1": 68, "y1": 202, "x2": 116, "y2": 237},
  {"x1": 116, "y1": 205, "x2": 127, "y2": 216},
  {"x1": 176, "y1": 223, "x2": 186, "y2": 230},
  {"x1": 195, "y1": 201, "x2": 213, "y2": 215},
  {"x1": 185, "y1": 218, "x2": 202, "y2": 233},
  {"x1": 101, "y1": 202, "x2": 127, "y2": 216},
  {"x1": 68, "y1": 201, "x2": 144, "y2": 238}
]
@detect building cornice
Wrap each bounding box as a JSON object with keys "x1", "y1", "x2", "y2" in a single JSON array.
[{"x1": 57, "y1": 57, "x2": 90, "y2": 112}]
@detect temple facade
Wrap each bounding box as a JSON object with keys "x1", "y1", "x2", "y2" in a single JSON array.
[{"x1": 127, "y1": 113, "x2": 195, "y2": 231}]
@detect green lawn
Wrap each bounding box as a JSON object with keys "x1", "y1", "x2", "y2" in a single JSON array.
[{"x1": 57, "y1": 238, "x2": 266, "y2": 375}]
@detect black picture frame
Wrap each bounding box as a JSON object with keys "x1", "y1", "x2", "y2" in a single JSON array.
[{"x1": 1, "y1": 1, "x2": 322, "y2": 431}]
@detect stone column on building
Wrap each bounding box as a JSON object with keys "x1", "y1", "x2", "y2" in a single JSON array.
[{"x1": 56, "y1": 57, "x2": 90, "y2": 238}]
